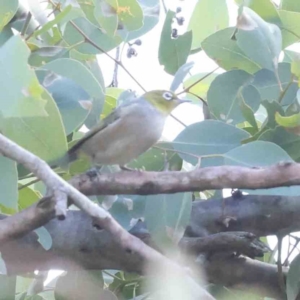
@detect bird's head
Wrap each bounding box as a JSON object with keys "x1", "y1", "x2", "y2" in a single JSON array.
[{"x1": 143, "y1": 90, "x2": 189, "y2": 115}]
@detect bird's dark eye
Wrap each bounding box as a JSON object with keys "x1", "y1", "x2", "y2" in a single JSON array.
[{"x1": 163, "y1": 92, "x2": 173, "y2": 101}]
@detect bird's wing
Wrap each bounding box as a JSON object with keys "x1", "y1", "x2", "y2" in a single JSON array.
[{"x1": 67, "y1": 107, "x2": 122, "y2": 157}]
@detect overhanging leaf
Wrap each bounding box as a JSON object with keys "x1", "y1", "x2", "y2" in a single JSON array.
[
  {"x1": 0, "y1": 0, "x2": 18, "y2": 32},
  {"x1": 170, "y1": 62, "x2": 194, "y2": 92}
]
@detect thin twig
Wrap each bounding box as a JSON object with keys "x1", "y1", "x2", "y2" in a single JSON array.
[
  {"x1": 112, "y1": 47, "x2": 120, "y2": 87},
  {"x1": 177, "y1": 67, "x2": 219, "y2": 96},
  {"x1": 277, "y1": 235, "x2": 286, "y2": 293},
  {"x1": 277, "y1": 76, "x2": 294, "y2": 103},
  {"x1": 21, "y1": 12, "x2": 32, "y2": 36},
  {"x1": 161, "y1": 0, "x2": 168, "y2": 14}
]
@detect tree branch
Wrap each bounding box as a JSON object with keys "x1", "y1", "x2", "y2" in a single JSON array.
[{"x1": 70, "y1": 161, "x2": 300, "y2": 195}]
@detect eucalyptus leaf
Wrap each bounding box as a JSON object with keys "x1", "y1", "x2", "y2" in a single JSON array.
[
  {"x1": 236, "y1": 7, "x2": 282, "y2": 71},
  {"x1": 188, "y1": 0, "x2": 229, "y2": 51},
  {"x1": 158, "y1": 10, "x2": 192, "y2": 75},
  {"x1": 202, "y1": 28, "x2": 261, "y2": 74},
  {"x1": 0, "y1": 0, "x2": 18, "y2": 32}
]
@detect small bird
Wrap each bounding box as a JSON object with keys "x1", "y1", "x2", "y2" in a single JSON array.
[{"x1": 61, "y1": 90, "x2": 188, "y2": 168}]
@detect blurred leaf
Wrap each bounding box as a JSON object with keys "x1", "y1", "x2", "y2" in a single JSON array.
[
  {"x1": 280, "y1": 10, "x2": 300, "y2": 49},
  {"x1": 101, "y1": 88, "x2": 123, "y2": 119},
  {"x1": 262, "y1": 100, "x2": 284, "y2": 129},
  {"x1": 63, "y1": 17, "x2": 122, "y2": 55},
  {"x1": 207, "y1": 70, "x2": 260, "y2": 125},
  {"x1": 145, "y1": 193, "x2": 192, "y2": 246},
  {"x1": 0, "y1": 35, "x2": 47, "y2": 118},
  {"x1": 29, "y1": 46, "x2": 68, "y2": 67},
  {"x1": 243, "y1": 0, "x2": 281, "y2": 25},
  {"x1": 1, "y1": 89, "x2": 68, "y2": 164},
  {"x1": 170, "y1": 62, "x2": 194, "y2": 92},
  {"x1": 252, "y1": 63, "x2": 297, "y2": 107},
  {"x1": 0, "y1": 156, "x2": 17, "y2": 210},
  {"x1": 225, "y1": 141, "x2": 300, "y2": 195},
  {"x1": 34, "y1": 226, "x2": 52, "y2": 251},
  {"x1": 18, "y1": 186, "x2": 40, "y2": 210},
  {"x1": 287, "y1": 253, "x2": 300, "y2": 300},
  {"x1": 188, "y1": 0, "x2": 229, "y2": 51},
  {"x1": 172, "y1": 120, "x2": 250, "y2": 165},
  {"x1": 183, "y1": 72, "x2": 218, "y2": 101},
  {"x1": 0, "y1": 274, "x2": 16, "y2": 300},
  {"x1": 0, "y1": 0, "x2": 18, "y2": 32},
  {"x1": 282, "y1": 0, "x2": 300, "y2": 12},
  {"x1": 236, "y1": 7, "x2": 282, "y2": 71},
  {"x1": 275, "y1": 111, "x2": 300, "y2": 128},
  {"x1": 0, "y1": 26, "x2": 13, "y2": 47},
  {"x1": 33, "y1": 5, "x2": 72, "y2": 38},
  {"x1": 55, "y1": 271, "x2": 105, "y2": 300},
  {"x1": 201, "y1": 28, "x2": 261, "y2": 74},
  {"x1": 159, "y1": 10, "x2": 192, "y2": 75}
]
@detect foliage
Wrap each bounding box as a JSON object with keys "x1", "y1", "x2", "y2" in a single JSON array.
[{"x1": 1, "y1": 0, "x2": 300, "y2": 299}]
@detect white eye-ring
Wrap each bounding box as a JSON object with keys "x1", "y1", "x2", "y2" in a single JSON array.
[{"x1": 163, "y1": 91, "x2": 173, "y2": 101}]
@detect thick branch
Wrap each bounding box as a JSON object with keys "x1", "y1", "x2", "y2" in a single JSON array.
[{"x1": 70, "y1": 161, "x2": 300, "y2": 195}]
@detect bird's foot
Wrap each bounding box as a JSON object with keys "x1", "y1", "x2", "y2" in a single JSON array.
[{"x1": 86, "y1": 166, "x2": 102, "y2": 179}]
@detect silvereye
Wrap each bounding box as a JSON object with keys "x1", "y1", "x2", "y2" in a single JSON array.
[{"x1": 65, "y1": 90, "x2": 188, "y2": 167}]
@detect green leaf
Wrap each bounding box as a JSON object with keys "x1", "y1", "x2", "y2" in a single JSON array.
[
  {"x1": 183, "y1": 72, "x2": 218, "y2": 101},
  {"x1": 279, "y1": 10, "x2": 300, "y2": 49},
  {"x1": 236, "y1": 7, "x2": 282, "y2": 71},
  {"x1": 0, "y1": 156, "x2": 17, "y2": 210},
  {"x1": 116, "y1": 0, "x2": 143, "y2": 31},
  {"x1": 158, "y1": 10, "x2": 192, "y2": 75},
  {"x1": 287, "y1": 253, "x2": 300, "y2": 300},
  {"x1": 243, "y1": 0, "x2": 281, "y2": 25},
  {"x1": 207, "y1": 70, "x2": 260, "y2": 125},
  {"x1": 259, "y1": 126, "x2": 300, "y2": 161},
  {"x1": 0, "y1": 35, "x2": 47, "y2": 118},
  {"x1": 282, "y1": 0, "x2": 300, "y2": 13},
  {"x1": 33, "y1": 5, "x2": 72, "y2": 38},
  {"x1": 225, "y1": 141, "x2": 300, "y2": 195},
  {"x1": 55, "y1": 271, "x2": 105, "y2": 300},
  {"x1": 34, "y1": 226, "x2": 52, "y2": 250},
  {"x1": 18, "y1": 186, "x2": 40, "y2": 210},
  {"x1": 187, "y1": 0, "x2": 229, "y2": 51},
  {"x1": 119, "y1": 0, "x2": 160, "y2": 41},
  {"x1": 275, "y1": 111, "x2": 300, "y2": 128},
  {"x1": 101, "y1": 88, "x2": 123, "y2": 119},
  {"x1": 201, "y1": 28, "x2": 261, "y2": 74},
  {"x1": 145, "y1": 193, "x2": 192, "y2": 246},
  {"x1": 1, "y1": 89, "x2": 68, "y2": 164},
  {"x1": 170, "y1": 62, "x2": 194, "y2": 92},
  {"x1": 0, "y1": 274, "x2": 15, "y2": 300},
  {"x1": 0, "y1": 0, "x2": 18, "y2": 32},
  {"x1": 252, "y1": 63, "x2": 297, "y2": 106},
  {"x1": 172, "y1": 120, "x2": 250, "y2": 165},
  {"x1": 63, "y1": 17, "x2": 122, "y2": 55}
]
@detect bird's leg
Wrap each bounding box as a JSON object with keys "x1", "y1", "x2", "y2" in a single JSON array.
[{"x1": 86, "y1": 165, "x2": 103, "y2": 179}]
